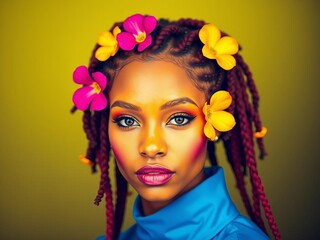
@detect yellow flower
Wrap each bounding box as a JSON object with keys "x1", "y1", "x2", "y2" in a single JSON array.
[
  {"x1": 199, "y1": 23, "x2": 239, "y2": 70},
  {"x1": 95, "y1": 26, "x2": 121, "y2": 61},
  {"x1": 79, "y1": 155, "x2": 94, "y2": 166},
  {"x1": 203, "y1": 91, "x2": 236, "y2": 141},
  {"x1": 254, "y1": 126, "x2": 268, "y2": 138}
]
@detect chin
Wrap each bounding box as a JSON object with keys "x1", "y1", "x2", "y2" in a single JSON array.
[{"x1": 138, "y1": 186, "x2": 178, "y2": 203}]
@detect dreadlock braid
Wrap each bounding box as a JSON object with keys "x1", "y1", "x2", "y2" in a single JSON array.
[
  {"x1": 176, "y1": 18, "x2": 205, "y2": 29},
  {"x1": 236, "y1": 55, "x2": 267, "y2": 159},
  {"x1": 94, "y1": 110, "x2": 114, "y2": 239},
  {"x1": 113, "y1": 165, "x2": 128, "y2": 240},
  {"x1": 82, "y1": 110, "x2": 98, "y2": 172},
  {"x1": 227, "y1": 63, "x2": 281, "y2": 238},
  {"x1": 151, "y1": 25, "x2": 185, "y2": 51}
]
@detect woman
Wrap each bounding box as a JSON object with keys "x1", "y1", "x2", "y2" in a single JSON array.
[{"x1": 72, "y1": 14, "x2": 280, "y2": 240}]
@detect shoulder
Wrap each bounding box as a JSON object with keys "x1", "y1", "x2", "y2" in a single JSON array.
[{"x1": 213, "y1": 216, "x2": 270, "y2": 240}]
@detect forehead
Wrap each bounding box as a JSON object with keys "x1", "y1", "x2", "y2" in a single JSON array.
[{"x1": 109, "y1": 60, "x2": 206, "y2": 104}]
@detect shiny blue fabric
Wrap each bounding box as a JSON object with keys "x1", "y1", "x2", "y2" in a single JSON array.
[{"x1": 97, "y1": 167, "x2": 269, "y2": 240}]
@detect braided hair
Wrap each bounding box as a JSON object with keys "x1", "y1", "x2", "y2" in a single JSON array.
[{"x1": 75, "y1": 17, "x2": 280, "y2": 240}]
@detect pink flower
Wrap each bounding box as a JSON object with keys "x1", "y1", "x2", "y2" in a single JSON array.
[
  {"x1": 72, "y1": 66, "x2": 107, "y2": 111},
  {"x1": 117, "y1": 14, "x2": 157, "y2": 52}
]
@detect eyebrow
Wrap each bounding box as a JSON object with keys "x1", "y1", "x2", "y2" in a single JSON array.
[
  {"x1": 160, "y1": 97, "x2": 198, "y2": 110},
  {"x1": 110, "y1": 101, "x2": 142, "y2": 111},
  {"x1": 110, "y1": 97, "x2": 198, "y2": 111}
]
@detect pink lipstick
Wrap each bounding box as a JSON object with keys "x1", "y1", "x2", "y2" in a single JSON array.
[{"x1": 136, "y1": 165, "x2": 174, "y2": 186}]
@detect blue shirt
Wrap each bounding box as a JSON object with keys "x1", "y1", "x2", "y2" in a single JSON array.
[{"x1": 97, "y1": 167, "x2": 269, "y2": 240}]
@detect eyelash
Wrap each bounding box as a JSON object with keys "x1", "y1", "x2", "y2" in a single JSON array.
[
  {"x1": 166, "y1": 113, "x2": 195, "y2": 127},
  {"x1": 112, "y1": 113, "x2": 195, "y2": 129},
  {"x1": 112, "y1": 115, "x2": 140, "y2": 129}
]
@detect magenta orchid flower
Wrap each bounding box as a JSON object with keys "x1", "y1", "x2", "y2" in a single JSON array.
[
  {"x1": 72, "y1": 65, "x2": 107, "y2": 111},
  {"x1": 117, "y1": 14, "x2": 157, "y2": 52}
]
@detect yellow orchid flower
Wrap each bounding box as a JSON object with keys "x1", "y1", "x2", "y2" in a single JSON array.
[
  {"x1": 203, "y1": 90, "x2": 236, "y2": 141},
  {"x1": 199, "y1": 23, "x2": 239, "y2": 70},
  {"x1": 95, "y1": 26, "x2": 121, "y2": 61}
]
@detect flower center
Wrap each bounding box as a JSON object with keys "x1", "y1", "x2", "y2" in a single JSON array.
[
  {"x1": 91, "y1": 82, "x2": 101, "y2": 94},
  {"x1": 210, "y1": 47, "x2": 217, "y2": 55},
  {"x1": 207, "y1": 110, "x2": 214, "y2": 118},
  {"x1": 135, "y1": 32, "x2": 146, "y2": 43}
]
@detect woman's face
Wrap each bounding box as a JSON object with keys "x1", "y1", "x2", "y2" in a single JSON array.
[{"x1": 108, "y1": 60, "x2": 208, "y2": 204}]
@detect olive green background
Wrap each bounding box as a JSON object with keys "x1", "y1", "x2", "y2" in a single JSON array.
[{"x1": 1, "y1": 0, "x2": 319, "y2": 239}]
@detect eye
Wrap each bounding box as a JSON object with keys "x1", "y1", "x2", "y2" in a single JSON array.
[
  {"x1": 167, "y1": 113, "x2": 195, "y2": 127},
  {"x1": 113, "y1": 116, "x2": 140, "y2": 129}
]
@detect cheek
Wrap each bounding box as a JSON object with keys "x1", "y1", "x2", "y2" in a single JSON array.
[
  {"x1": 108, "y1": 127, "x2": 130, "y2": 166},
  {"x1": 167, "y1": 128, "x2": 207, "y2": 165},
  {"x1": 108, "y1": 126, "x2": 141, "y2": 171},
  {"x1": 185, "y1": 132, "x2": 207, "y2": 163}
]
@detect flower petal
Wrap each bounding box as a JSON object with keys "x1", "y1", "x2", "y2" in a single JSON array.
[
  {"x1": 111, "y1": 45, "x2": 119, "y2": 56},
  {"x1": 95, "y1": 46, "x2": 113, "y2": 61},
  {"x1": 123, "y1": 14, "x2": 144, "y2": 35},
  {"x1": 72, "y1": 86, "x2": 95, "y2": 111},
  {"x1": 137, "y1": 35, "x2": 152, "y2": 52},
  {"x1": 143, "y1": 15, "x2": 157, "y2": 34},
  {"x1": 73, "y1": 66, "x2": 93, "y2": 85},
  {"x1": 204, "y1": 122, "x2": 216, "y2": 140},
  {"x1": 199, "y1": 23, "x2": 220, "y2": 49},
  {"x1": 214, "y1": 36, "x2": 238, "y2": 55},
  {"x1": 209, "y1": 90, "x2": 232, "y2": 111},
  {"x1": 90, "y1": 93, "x2": 107, "y2": 111},
  {"x1": 202, "y1": 45, "x2": 217, "y2": 59},
  {"x1": 112, "y1": 26, "x2": 121, "y2": 37},
  {"x1": 202, "y1": 103, "x2": 208, "y2": 116},
  {"x1": 208, "y1": 111, "x2": 236, "y2": 132},
  {"x1": 254, "y1": 127, "x2": 267, "y2": 138},
  {"x1": 97, "y1": 31, "x2": 116, "y2": 47},
  {"x1": 92, "y1": 72, "x2": 107, "y2": 90},
  {"x1": 216, "y1": 55, "x2": 236, "y2": 70},
  {"x1": 117, "y1": 32, "x2": 137, "y2": 51}
]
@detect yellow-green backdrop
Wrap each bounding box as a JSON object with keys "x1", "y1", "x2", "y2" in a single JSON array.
[{"x1": 1, "y1": 0, "x2": 319, "y2": 239}]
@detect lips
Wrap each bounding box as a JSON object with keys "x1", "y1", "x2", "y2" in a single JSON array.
[{"x1": 136, "y1": 165, "x2": 175, "y2": 186}]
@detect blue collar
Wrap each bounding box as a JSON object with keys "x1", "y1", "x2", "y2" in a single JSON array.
[{"x1": 130, "y1": 167, "x2": 240, "y2": 239}]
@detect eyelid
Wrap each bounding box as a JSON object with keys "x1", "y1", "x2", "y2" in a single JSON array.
[
  {"x1": 112, "y1": 114, "x2": 140, "y2": 128},
  {"x1": 166, "y1": 112, "x2": 196, "y2": 126}
]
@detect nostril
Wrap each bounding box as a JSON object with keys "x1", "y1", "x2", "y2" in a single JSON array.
[{"x1": 157, "y1": 151, "x2": 164, "y2": 156}]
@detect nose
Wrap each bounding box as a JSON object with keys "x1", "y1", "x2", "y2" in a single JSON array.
[{"x1": 139, "y1": 130, "x2": 167, "y2": 159}]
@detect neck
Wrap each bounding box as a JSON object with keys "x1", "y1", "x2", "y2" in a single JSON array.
[{"x1": 140, "y1": 169, "x2": 206, "y2": 216}]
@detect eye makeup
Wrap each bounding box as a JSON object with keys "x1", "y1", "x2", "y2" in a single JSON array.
[
  {"x1": 112, "y1": 115, "x2": 140, "y2": 129},
  {"x1": 166, "y1": 112, "x2": 196, "y2": 127}
]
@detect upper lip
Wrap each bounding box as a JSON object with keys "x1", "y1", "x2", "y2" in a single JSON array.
[{"x1": 136, "y1": 165, "x2": 174, "y2": 175}]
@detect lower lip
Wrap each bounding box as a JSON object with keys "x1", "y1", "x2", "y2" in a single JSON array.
[{"x1": 137, "y1": 173, "x2": 174, "y2": 186}]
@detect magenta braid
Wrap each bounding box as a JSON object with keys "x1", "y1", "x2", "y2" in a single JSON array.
[
  {"x1": 236, "y1": 55, "x2": 267, "y2": 159},
  {"x1": 113, "y1": 165, "x2": 128, "y2": 239},
  {"x1": 231, "y1": 67, "x2": 266, "y2": 229},
  {"x1": 225, "y1": 127, "x2": 256, "y2": 222},
  {"x1": 225, "y1": 71, "x2": 256, "y2": 218},
  {"x1": 82, "y1": 110, "x2": 98, "y2": 172},
  {"x1": 175, "y1": 30, "x2": 200, "y2": 53},
  {"x1": 176, "y1": 18, "x2": 205, "y2": 29},
  {"x1": 231, "y1": 66, "x2": 266, "y2": 230},
  {"x1": 151, "y1": 24, "x2": 185, "y2": 51},
  {"x1": 230, "y1": 65, "x2": 281, "y2": 238},
  {"x1": 93, "y1": 110, "x2": 114, "y2": 239}
]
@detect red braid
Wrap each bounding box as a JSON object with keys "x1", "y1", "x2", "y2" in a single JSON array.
[{"x1": 94, "y1": 111, "x2": 114, "y2": 239}]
